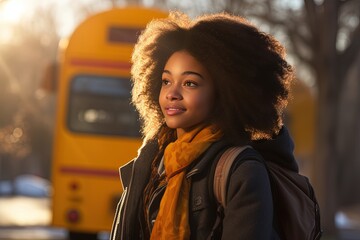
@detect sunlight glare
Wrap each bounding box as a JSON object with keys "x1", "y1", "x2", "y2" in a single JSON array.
[
  {"x1": 0, "y1": 0, "x2": 33, "y2": 23},
  {"x1": 0, "y1": 0, "x2": 35, "y2": 44}
]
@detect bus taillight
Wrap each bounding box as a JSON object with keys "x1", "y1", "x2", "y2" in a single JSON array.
[
  {"x1": 66, "y1": 209, "x2": 81, "y2": 223},
  {"x1": 69, "y1": 181, "x2": 79, "y2": 191}
]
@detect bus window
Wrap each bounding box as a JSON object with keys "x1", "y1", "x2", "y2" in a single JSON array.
[
  {"x1": 107, "y1": 26, "x2": 143, "y2": 44},
  {"x1": 67, "y1": 75, "x2": 140, "y2": 137}
]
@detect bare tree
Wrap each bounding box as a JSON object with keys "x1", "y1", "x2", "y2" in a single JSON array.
[
  {"x1": 192, "y1": 0, "x2": 360, "y2": 237},
  {"x1": 279, "y1": 1, "x2": 360, "y2": 236},
  {"x1": 303, "y1": 1, "x2": 360, "y2": 236}
]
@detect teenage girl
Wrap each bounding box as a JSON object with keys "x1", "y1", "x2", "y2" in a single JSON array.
[{"x1": 111, "y1": 11, "x2": 295, "y2": 240}]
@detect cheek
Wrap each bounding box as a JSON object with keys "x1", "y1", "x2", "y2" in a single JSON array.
[
  {"x1": 203, "y1": 99, "x2": 214, "y2": 117},
  {"x1": 195, "y1": 91, "x2": 215, "y2": 117},
  {"x1": 158, "y1": 88, "x2": 165, "y2": 107}
]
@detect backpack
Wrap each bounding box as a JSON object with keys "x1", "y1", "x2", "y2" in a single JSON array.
[{"x1": 213, "y1": 146, "x2": 322, "y2": 240}]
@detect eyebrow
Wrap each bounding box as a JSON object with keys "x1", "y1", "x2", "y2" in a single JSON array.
[{"x1": 162, "y1": 70, "x2": 205, "y2": 80}]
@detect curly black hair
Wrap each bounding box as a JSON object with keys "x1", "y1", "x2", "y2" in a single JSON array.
[{"x1": 131, "y1": 11, "x2": 294, "y2": 144}]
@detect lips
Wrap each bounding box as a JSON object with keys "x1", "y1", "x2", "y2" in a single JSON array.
[{"x1": 164, "y1": 106, "x2": 186, "y2": 116}]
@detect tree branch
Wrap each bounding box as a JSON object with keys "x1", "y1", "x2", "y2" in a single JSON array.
[
  {"x1": 340, "y1": 0, "x2": 359, "y2": 6},
  {"x1": 304, "y1": 0, "x2": 319, "y2": 38},
  {"x1": 340, "y1": 22, "x2": 360, "y2": 77},
  {"x1": 287, "y1": 28, "x2": 313, "y2": 66},
  {"x1": 248, "y1": 4, "x2": 314, "y2": 67}
]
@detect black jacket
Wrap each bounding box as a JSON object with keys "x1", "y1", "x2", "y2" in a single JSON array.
[{"x1": 110, "y1": 126, "x2": 296, "y2": 240}]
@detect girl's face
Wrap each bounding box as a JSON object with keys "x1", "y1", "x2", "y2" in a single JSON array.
[{"x1": 159, "y1": 50, "x2": 215, "y2": 138}]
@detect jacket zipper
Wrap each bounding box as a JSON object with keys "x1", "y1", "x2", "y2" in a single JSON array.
[
  {"x1": 186, "y1": 168, "x2": 199, "y2": 178},
  {"x1": 146, "y1": 182, "x2": 167, "y2": 230},
  {"x1": 145, "y1": 168, "x2": 199, "y2": 230},
  {"x1": 118, "y1": 165, "x2": 200, "y2": 238}
]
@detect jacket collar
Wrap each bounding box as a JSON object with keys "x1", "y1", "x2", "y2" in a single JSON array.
[{"x1": 186, "y1": 140, "x2": 230, "y2": 178}]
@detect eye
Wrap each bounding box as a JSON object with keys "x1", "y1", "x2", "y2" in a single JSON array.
[
  {"x1": 184, "y1": 81, "x2": 198, "y2": 87},
  {"x1": 161, "y1": 79, "x2": 170, "y2": 86}
]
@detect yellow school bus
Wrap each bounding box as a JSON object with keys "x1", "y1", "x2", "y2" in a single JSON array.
[{"x1": 51, "y1": 7, "x2": 167, "y2": 239}]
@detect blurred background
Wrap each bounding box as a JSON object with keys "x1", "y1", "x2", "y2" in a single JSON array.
[{"x1": 0, "y1": 0, "x2": 359, "y2": 239}]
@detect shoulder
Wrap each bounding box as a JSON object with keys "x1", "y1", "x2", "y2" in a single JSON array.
[
  {"x1": 231, "y1": 147, "x2": 266, "y2": 174},
  {"x1": 228, "y1": 147, "x2": 271, "y2": 193},
  {"x1": 220, "y1": 147, "x2": 274, "y2": 239}
]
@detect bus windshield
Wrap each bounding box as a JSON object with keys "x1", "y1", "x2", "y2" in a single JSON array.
[{"x1": 67, "y1": 75, "x2": 140, "y2": 137}]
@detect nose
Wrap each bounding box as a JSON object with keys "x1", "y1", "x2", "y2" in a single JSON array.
[{"x1": 166, "y1": 84, "x2": 183, "y2": 101}]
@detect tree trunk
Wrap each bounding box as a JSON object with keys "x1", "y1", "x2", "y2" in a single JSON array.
[
  {"x1": 337, "y1": 53, "x2": 360, "y2": 206},
  {"x1": 314, "y1": 77, "x2": 339, "y2": 237},
  {"x1": 307, "y1": 0, "x2": 341, "y2": 236}
]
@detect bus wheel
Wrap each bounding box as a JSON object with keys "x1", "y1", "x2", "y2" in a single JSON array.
[{"x1": 68, "y1": 231, "x2": 98, "y2": 240}]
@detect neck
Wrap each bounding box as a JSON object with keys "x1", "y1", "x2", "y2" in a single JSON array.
[{"x1": 176, "y1": 124, "x2": 207, "y2": 139}]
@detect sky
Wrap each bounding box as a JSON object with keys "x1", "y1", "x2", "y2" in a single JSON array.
[
  {"x1": 0, "y1": 0, "x2": 111, "y2": 42},
  {"x1": 0, "y1": 0, "x2": 32, "y2": 43},
  {"x1": 0, "y1": 0, "x2": 33, "y2": 23},
  {"x1": 0, "y1": 0, "x2": 303, "y2": 41}
]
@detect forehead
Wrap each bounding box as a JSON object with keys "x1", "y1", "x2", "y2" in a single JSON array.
[{"x1": 163, "y1": 51, "x2": 211, "y2": 77}]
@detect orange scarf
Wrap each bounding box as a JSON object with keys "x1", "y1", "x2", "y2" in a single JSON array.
[{"x1": 150, "y1": 125, "x2": 222, "y2": 240}]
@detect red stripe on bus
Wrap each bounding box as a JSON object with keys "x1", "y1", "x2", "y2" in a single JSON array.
[
  {"x1": 60, "y1": 166, "x2": 119, "y2": 177},
  {"x1": 70, "y1": 58, "x2": 131, "y2": 70}
]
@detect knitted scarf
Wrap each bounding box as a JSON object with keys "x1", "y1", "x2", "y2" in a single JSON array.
[{"x1": 150, "y1": 125, "x2": 222, "y2": 240}]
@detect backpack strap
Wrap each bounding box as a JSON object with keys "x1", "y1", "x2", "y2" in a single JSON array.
[{"x1": 213, "y1": 146, "x2": 251, "y2": 207}]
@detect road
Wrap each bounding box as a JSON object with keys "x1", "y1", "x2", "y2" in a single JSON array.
[
  {"x1": 0, "y1": 196, "x2": 111, "y2": 240},
  {"x1": 1, "y1": 196, "x2": 360, "y2": 239},
  {"x1": 0, "y1": 226, "x2": 66, "y2": 240},
  {"x1": 0, "y1": 196, "x2": 67, "y2": 240}
]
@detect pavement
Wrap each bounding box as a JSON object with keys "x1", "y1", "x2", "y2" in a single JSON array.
[
  {"x1": 0, "y1": 196, "x2": 51, "y2": 226},
  {"x1": 1, "y1": 196, "x2": 360, "y2": 239},
  {"x1": 0, "y1": 226, "x2": 66, "y2": 240},
  {"x1": 0, "y1": 196, "x2": 113, "y2": 240},
  {"x1": 0, "y1": 196, "x2": 67, "y2": 240},
  {"x1": 337, "y1": 205, "x2": 360, "y2": 240}
]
